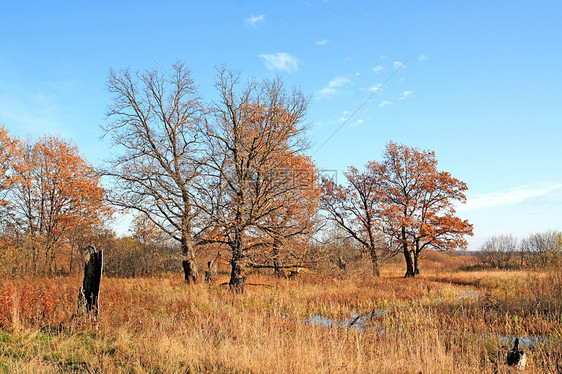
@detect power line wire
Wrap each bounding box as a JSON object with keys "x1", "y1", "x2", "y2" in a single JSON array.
[{"x1": 312, "y1": 54, "x2": 414, "y2": 156}]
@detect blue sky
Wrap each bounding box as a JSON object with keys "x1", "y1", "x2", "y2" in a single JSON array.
[{"x1": 1, "y1": 1, "x2": 561, "y2": 249}]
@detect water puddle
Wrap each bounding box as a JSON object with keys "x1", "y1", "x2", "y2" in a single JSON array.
[
  {"x1": 305, "y1": 309, "x2": 388, "y2": 332},
  {"x1": 457, "y1": 290, "x2": 479, "y2": 299},
  {"x1": 301, "y1": 288, "x2": 551, "y2": 352},
  {"x1": 495, "y1": 335, "x2": 550, "y2": 349},
  {"x1": 304, "y1": 313, "x2": 550, "y2": 351}
]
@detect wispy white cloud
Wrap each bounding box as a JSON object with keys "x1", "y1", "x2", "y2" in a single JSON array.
[
  {"x1": 315, "y1": 39, "x2": 328, "y2": 46},
  {"x1": 393, "y1": 61, "x2": 405, "y2": 69},
  {"x1": 259, "y1": 53, "x2": 298, "y2": 72},
  {"x1": 457, "y1": 184, "x2": 562, "y2": 212},
  {"x1": 418, "y1": 54, "x2": 428, "y2": 62},
  {"x1": 399, "y1": 90, "x2": 412, "y2": 100},
  {"x1": 337, "y1": 110, "x2": 350, "y2": 123},
  {"x1": 379, "y1": 100, "x2": 392, "y2": 108},
  {"x1": 372, "y1": 65, "x2": 384, "y2": 73},
  {"x1": 319, "y1": 76, "x2": 351, "y2": 97},
  {"x1": 368, "y1": 83, "x2": 383, "y2": 92},
  {"x1": 246, "y1": 14, "x2": 265, "y2": 27}
]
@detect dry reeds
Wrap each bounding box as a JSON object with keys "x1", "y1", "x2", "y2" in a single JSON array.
[{"x1": 0, "y1": 270, "x2": 560, "y2": 373}]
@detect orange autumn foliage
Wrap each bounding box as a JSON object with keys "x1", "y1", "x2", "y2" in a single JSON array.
[
  {"x1": 321, "y1": 142, "x2": 472, "y2": 278},
  {"x1": 202, "y1": 69, "x2": 310, "y2": 291},
  {"x1": 7, "y1": 135, "x2": 110, "y2": 275},
  {"x1": 252, "y1": 150, "x2": 321, "y2": 272},
  {"x1": 0, "y1": 126, "x2": 20, "y2": 209},
  {"x1": 374, "y1": 142, "x2": 473, "y2": 276},
  {"x1": 321, "y1": 164, "x2": 399, "y2": 277}
]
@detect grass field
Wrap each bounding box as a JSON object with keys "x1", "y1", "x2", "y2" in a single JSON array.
[{"x1": 0, "y1": 261, "x2": 561, "y2": 373}]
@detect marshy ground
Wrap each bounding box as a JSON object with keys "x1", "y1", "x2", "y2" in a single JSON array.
[{"x1": 0, "y1": 261, "x2": 561, "y2": 373}]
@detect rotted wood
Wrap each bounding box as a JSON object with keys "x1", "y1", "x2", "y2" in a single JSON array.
[{"x1": 78, "y1": 245, "x2": 103, "y2": 316}]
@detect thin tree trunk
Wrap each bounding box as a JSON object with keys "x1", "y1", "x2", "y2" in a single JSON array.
[
  {"x1": 272, "y1": 237, "x2": 282, "y2": 277},
  {"x1": 402, "y1": 228, "x2": 415, "y2": 277},
  {"x1": 413, "y1": 239, "x2": 422, "y2": 275},
  {"x1": 69, "y1": 246, "x2": 74, "y2": 274},
  {"x1": 414, "y1": 250, "x2": 420, "y2": 275},
  {"x1": 52, "y1": 247, "x2": 57, "y2": 275},
  {"x1": 32, "y1": 246, "x2": 37, "y2": 275},
  {"x1": 45, "y1": 245, "x2": 51, "y2": 275}
]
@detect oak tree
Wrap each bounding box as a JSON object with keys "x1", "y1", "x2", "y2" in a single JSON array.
[
  {"x1": 321, "y1": 164, "x2": 399, "y2": 277},
  {"x1": 376, "y1": 142, "x2": 473, "y2": 277},
  {"x1": 0, "y1": 126, "x2": 19, "y2": 213},
  {"x1": 199, "y1": 67, "x2": 310, "y2": 292},
  {"x1": 253, "y1": 151, "x2": 320, "y2": 276},
  {"x1": 102, "y1": 63, "x2": 205, "y2": 283},
  {"x1": 8, "y1": 135, "x2": 108, "y2": 275}
]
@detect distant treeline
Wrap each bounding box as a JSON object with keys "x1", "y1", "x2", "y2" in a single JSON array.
[{"x1": 477, "y1": 231, "x2": 562, "y2": 269}]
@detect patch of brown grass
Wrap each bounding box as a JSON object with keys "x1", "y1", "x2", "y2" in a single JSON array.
[{"x1": 0, "y1": 269, "x2": 560, "y2": 373}]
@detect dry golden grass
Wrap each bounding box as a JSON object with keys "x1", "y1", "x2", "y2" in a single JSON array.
[{"x1": 0, "y1": 265, "x2": 561, "y2": 373}]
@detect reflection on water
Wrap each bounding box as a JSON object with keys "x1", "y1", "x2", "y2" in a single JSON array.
[
  {"x1": 305, "y1": 309, "x2": 388, "y2": 332},
  {"x1": 496, "y1": 335, "x2": 549, "y2": 349},
  {"x1": 304, "y1": 307, "x2": 550, "y2": 351}
]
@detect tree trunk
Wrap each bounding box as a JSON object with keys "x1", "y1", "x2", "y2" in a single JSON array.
[
  {"x1": 181, "y1": 235, "x2": 198, "y2": 284},
  {"x1": 204, "y1": 251, "x2": 220, "y2": 283},
  {"x1": 370, "y1": 248, "x2": 380, "y2": 277},
  {"x1": 413, "y1": 239, "x2": 421, "y2": 275},
  {"x1": 229, "y1": 231, "x2": 246, "y2": 293},
  {"x1": 337, "y1": 256, "x2": 347, "y2": 270},
  {"x1": 45, "y1": 245, "x2": 53, "y2": 275},
  {"x1": 272, "y1": 237, "x2": 282, "y2": 277},
  {"x1": 80, "y1": 245, "x2": 103, "y2": 315},
  {"x1": 403, "y1": 249, "x2": 415, "y2": 277},
  {"x1": 181, "y1": 240, "x2": 199, "y2": 284},
  {"x1": 32, "y1": 246, "x2": 37, "y2": 275},
  {"x1": 69, "y1": 246, "x2": 74, "y2": 274},
  {"x1": 402, "y1": 228, "x2": 415, "y2": 277},
  {"x1": 181, "y1": 259, "x2": 197, "y2": 283}
]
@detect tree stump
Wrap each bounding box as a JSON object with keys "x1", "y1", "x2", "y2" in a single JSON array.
[
  {"x1": 337, "y1": 256, "x2": 347, "y2": 270},
  {"x1": 204, "y1": 251, "x2": 220, "y2": 283},
  {"x1": 506, "y1": 338, "x2": 527, "y2": 371},
  {"x1": 78, "y1": 245, "x2": 103, "y2": 316}
]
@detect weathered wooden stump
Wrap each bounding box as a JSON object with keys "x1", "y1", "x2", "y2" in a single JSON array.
[
  {"x1": 78, "y1": 245, "x2": 103, "y2": 316},
  {"x1": 337, "y1": 256, "x2": 347, "y2": 270},
  {"x1": 204, "y1": 252, "x2": 220, "y2": 283},
  {"x1": 506, "y1": 337, "x2": 527, "y2": 371}
]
